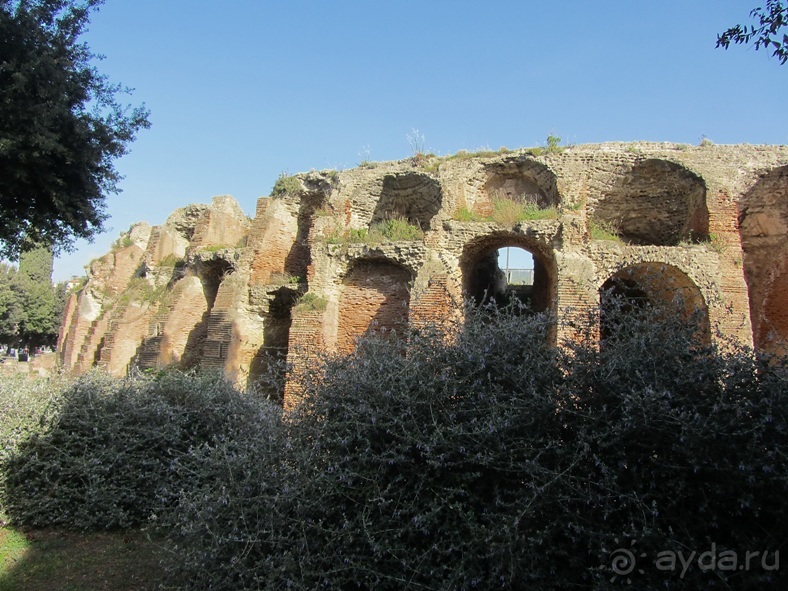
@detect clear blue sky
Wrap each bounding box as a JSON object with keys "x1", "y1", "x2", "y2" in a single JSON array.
[{"x1": 51, "y1": 0, "x2": 788, "y2": 281}]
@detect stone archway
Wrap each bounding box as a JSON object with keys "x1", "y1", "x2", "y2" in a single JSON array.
[
  {"x1": 599, "y1": 263, "x2": 710, "y2": 344},
  {"x1": 460, "y1": 233, "x2": 556, "y2": 315},
  {"x1": 372, "y1": 172, "x2": 443, "y2": 230}
]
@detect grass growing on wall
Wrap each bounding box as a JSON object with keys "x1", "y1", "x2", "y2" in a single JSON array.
[
  {"x1": 588, "y1": 217, "x2": 622, "y2": 241},
  {"x1": 293, "y1": 292, "x2": 328, "y2": 312},
  {"x1": 453, "y1": 194, "x2": 559, "y2": 225},
  {"x1": 322, "y1": 217, "x2": 424, "y2": 245}
]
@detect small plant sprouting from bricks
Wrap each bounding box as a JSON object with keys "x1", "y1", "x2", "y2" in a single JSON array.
[
  {"x1": 374, "y1": 217, "x2": 424, "y2": 241},
  {"x1": 546, "y1": 133, "x2": 564, "y2": 154},
  {"x1": 454, "y1": 206, "x2": 481, "y2": 221},
  {"x1": 294, "y1": 292, "x2": 327, "y2": 312},
  {"x1": 491, "y1": 195, "x2": 559, "y2": 225},
  {"x1": 407, "y1": 128, "x2": 426, "y2": 161},
  {"x1": 270, "y1": 272, "x2": 303, "y2": 286},
  {"x1": 358, "y1": 145, "x2": 373, "y2": 167},
  {"x1": 589, "y1": 217, "x2": 622, "y2": 241},
  {"x1": 315, "y1": 204, "x2": 335, "y2": 217},
  {"x1": 271, "y1": 172, "x2": 301, "y2": 197},
  {"x1": 111, "y1": 233, "x2": 134, "y2": 251},
  {"x1": 708, "y1": 232, "x2": 728, "y2": 253}
]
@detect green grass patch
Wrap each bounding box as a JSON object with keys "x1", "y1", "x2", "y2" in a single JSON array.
[
  {"x1": 201, "y1": 244, "x2": 232, "y2": 252},
  {"x1": 373, "y1": 218, "x2": 424, "y2": 241},
  {"x1": 110, "y1": 235, "x2": 134, "y2": 251},
  {"x1": 117, "y1": 276, "x2": 167, "y2": 306},
  {"x1": 588, "y1": 218, "x2": 622, "y2": 241},
  {"x1": 0, "y1": 526, "x2": 164, "y2": 591},
  {"x1": 321, "y1": 218, "x2": 424, "y2": 245},
  {"x1": 453, "y1": 196, "x2": 559, "y2": 225},
  {"x1": 156, "y1": 254, "x2": 184, "y2": 268},
  {"x1": 453, "y1": 207, "x2": 481, "y2": 221},
  {"x1": 294, "y1": 292, "x2": 328, "y2": 312}
]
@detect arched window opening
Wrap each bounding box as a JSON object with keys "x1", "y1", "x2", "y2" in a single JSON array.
[
  {"x1": 599, "y1": 264, "x2": 710, "y2": 345},
  {"x1": 463, "y1": 240, "x2": 552, "y2": 314}
]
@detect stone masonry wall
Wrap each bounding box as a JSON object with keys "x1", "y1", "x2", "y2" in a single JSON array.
[{"x1": 57, "y1": 143, "x2": 788, "y2": 407}]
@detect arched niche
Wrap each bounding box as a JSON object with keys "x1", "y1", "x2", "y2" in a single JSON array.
[
  {"x1": 599, "y1": 263, "x2": 710, "y2": 344},
  {"x1": 460, "y1": 234, "x2": 555, "y2": 315},
  {"x1": 592, "y1": 159, "x2": 708, "y2": 245},
  {"x1": 482, "y1": 158, "x2": 559, "y2": 209},
  {"x1": 738, "y1": 165, "x2": 788, "y2": 355},
  {"x1": 371, "y1": 172, "x2": 443, "y2": 229},
  {"x1": 337, "y1": 258, "x2": 412, "y2": 352}
]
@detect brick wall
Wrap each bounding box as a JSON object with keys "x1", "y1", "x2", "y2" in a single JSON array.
[{"x1": 336, "y1": 260, "x2": 411, "y2": 353}]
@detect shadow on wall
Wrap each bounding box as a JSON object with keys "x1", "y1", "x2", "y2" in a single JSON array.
[
  {"x1": 179, "y1": 259, "x2": 233, "y2": 370},
  {"x1": 285, "y1": 192, "x2": 327, "y2": 281},
  {"x1": 250, "y1": 286, "x2": 299, "y2": 403}
]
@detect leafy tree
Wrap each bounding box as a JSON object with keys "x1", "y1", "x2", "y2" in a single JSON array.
[
  {"x1": 14, "y1": 245, "x2": 63, "y2": 348},
  {"x1": 0, "y1": 0, "x2": 150, "y2": 260},
  {"x1": 718, "y1": 1, "x2": 788, "y2": 64},
  {"x1": 0, "y1": 245, "x2": 64, "y2": 349},
  {"x1": 0, "y1": 263, "x2": 23, "y2": 345}
]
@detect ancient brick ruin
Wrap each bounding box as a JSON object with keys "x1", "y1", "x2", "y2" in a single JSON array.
[{"x1": 57, "y1": 143, "x2": 788, "y2": 406}]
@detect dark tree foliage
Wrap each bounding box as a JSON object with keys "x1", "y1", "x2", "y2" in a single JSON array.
[
  {"x1": 14, "y1": 245, "x2": 60, "y2": 347},
  {"x1": 718, "y1": 1, "x2": 788, "y2": 64},
  {"x1": 0, "y1": 263, "x2": 23, "y2": 343},
  {"x1": 0, "y1": 0, "x2": 150, "y2": 259}
]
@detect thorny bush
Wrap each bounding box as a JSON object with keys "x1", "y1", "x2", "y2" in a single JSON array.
[
  {"x1": 0, "y1": 370, "x2": 276, "y2": 531},
  {"x1": 162, "y1": 300, "x2": 787, "y2": 590}
]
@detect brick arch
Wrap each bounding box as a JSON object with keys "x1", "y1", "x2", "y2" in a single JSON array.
[
  {"x1": 738, "y1": 165, "x2": 788, "y2": 356},
  {"x1": 371, "y1": 172, "x2": 443, "y2": 229},
  {"x1": 460, "y1": 232, "x2": 556, "y2": 314},
  {"x1": 482, "y1": 157, "x2": 560, "y2": 210},
  {"x1": 337, "y1": 258, "x2": 413, "y2": 353},
  {"x1": 592, "y1": 159, "x2": 708, "y2": 245},
  {"x1": 599, "y1": 262, "x2": 710, "y2": 344}
]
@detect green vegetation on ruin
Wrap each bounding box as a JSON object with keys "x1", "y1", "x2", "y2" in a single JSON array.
[
  {"x1": 453, "y1": 194, "x2": 560, "y2": 225},
  {"x1": 322, "y1": 217, "x2": 424, "y2": 245}
]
